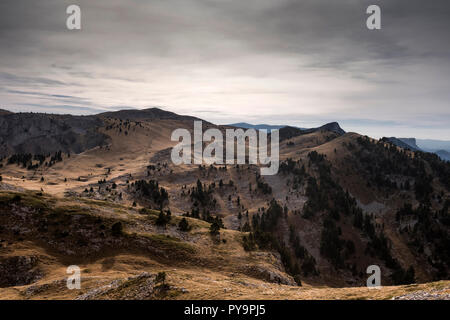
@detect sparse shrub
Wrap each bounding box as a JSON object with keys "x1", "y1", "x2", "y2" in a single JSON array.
[
  {"x1": 242, "y1": 234, "x2": 256, "y2": 251},
  {"x1": 241, "y1": 222, "x2": 251, "y2": 232},
  {"x1": 210, "y1": 220, "x2": 220, "y2": 236},
  {"x1": 156, "y1": 211, "x2": 171, "y2": 226},
  {"x1": 111, "y1": 222, "x2": 123, "y2": 237},
  {"x1": 178, "y1": 217, "x2": 191, "y2": 232},
  {"x1": 155, "y1": 271, "x2": 166, "y2": 286},
  {"x1": 293, "y1": 275, "x2": 302, "y2": 286}
]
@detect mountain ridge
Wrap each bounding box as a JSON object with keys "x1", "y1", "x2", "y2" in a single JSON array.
[
  {"x1": 0, "y1": 107, "x2": 449, "y2": 299},
  {"x1": 228, "y1": 121, "x2": 345, "y2": 135}
]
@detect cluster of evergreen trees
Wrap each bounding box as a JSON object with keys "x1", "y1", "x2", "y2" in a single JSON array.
[
  {"x1": 7, "y1": 151, "x2": 63, "y2": 169},
  {"x1": 156, "y1": 209, "x2": 171, "y2": 226},
  {"x1": 184, "y1": 207, "x2": 224, "y2": 228},
  {"x1": 396, "y1": 202, "x2": 449, "y2": 279},
  {"x1": 280, "y1": 158, "x2": 306, "y2": 190},
  {"x1": 255, "y1": 174, "x2": 272, "y2": 195},
  {"x1": 355, "y1": 136, "x2": 439, "y2": 196},
  {"x1": 415, "y1": 151, "x2": 450, "y2": 191},
  {"x1": 133, "y1": 180, "x2": 169, "y2": 208},
  {"x1": 289, "y1": 226, "x2": 318, "y2": 277},
  {"x1": 242, "y1": 200, "x2": 308, "y2": 285},
  {"x1": 297, "y1": 149, "x2": 417, "y2": 284},
  {"x1": 190, "y1": 179, "x2": 216, "y2": 207},
  {"x1": 7, "y1": 153, "x2": 33, "y2": 167},
  {"x1": 351, "y1": 136, "x2": 449, "y2": 281}
]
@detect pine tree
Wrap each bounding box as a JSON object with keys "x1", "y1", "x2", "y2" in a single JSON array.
[
  {"x1": 210, "y1": 221, "x2": 220, "y2": 236},
  {"x1": 178, "y1": 217, "x2": 191, "y2": 231}
]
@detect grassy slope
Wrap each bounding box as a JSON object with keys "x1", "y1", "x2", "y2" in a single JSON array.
[{"x1": 1, "y1": 120, "x2": 449, "y2": 299}]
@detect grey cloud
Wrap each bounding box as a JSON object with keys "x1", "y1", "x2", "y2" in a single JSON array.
[
  {"x1": 0, "y1": 72, "x2": 66, "y2": 86},
  {"x1": 18, "y1": 103, "x2": 106, "y2": 114},
  {"x1": 0, "y1": 0, "x2": 449, "y2": 139}
]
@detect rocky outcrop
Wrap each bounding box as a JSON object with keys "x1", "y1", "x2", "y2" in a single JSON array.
[
  {"x1": 0, "y1": 255, "x2": 42, "y2": 287},
  {"x1": 393, "y1": 286, "x2": 450, "y2": 300},
  {"x1": 241, "y1": 264, "x2": 296, "y2": 286},
  {"x1": 76, "y1": 273, "x2": 157, "y2": 300}
]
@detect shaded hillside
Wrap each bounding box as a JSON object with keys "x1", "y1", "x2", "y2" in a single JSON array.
[
  {"x1": 0, "y1": 112, "x2": 109, "y2": 157},
  {"x1": 0, "y1": 108, "x2": 204, "y2": 157},
  {"x1": 0, "y1": 188, "x2": 448, "y2": 300},
  {"x1": 435, "y1": 150, "x2": 450, "y2": 162},
  {"x1": 302, "y1": 122, "x2": 345, "y2": 135},
  {"x1": 383, "y1": 137, "x2": 450, "y2": 161},
  {"x1": 331, "y1": 136, "x2": 450, "y2": 280},
  {"x1": 279, "y1": 122, "x2": 345, "y2": 142},
  {"x1": 0, "y1": 108, "x2": 448, "y2": 295}
]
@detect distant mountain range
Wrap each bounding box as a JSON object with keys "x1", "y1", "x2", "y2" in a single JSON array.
[
  {"x1": 228, "y1": 122, "x2": 345, "y2": 136},
  {"x1": 99, "y1": 108, "x2": 202, "y2": 122},
  {"x1": 416, "y1": 139, "x2": 450, "y2": 152},
  {"x1": 384, "y1": 137, "x2": 450, "y2": 161},
  {"x1": 0, "y1": 107, "x2": 212, "y2": 157},
  {"x1": 1, "y1": 107, "x2": 448, "y2": 161},
  {"x1": 0, "y1": 109, "x2": 12, "y2": 116},
  {"x1": 0, "y1": 108, "x2": 345, "y2": 157},
  {"x1": 228, "y1": 123, "x2": 300, "y2": 130},
  {"x1": 1, "y1": 106, "x2": 449, "y2": 290},
  {"x1": 230, "y1": 122, "x2": 449, "y2": 161},
  {"x1": 383, "y1": 137, "x2": 421, "y2": 152},
  {"x1": 434, "y1": 150, "x2": 450, "y2": 162}
]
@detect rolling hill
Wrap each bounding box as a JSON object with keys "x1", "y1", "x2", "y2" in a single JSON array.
[{"x1": 0, "y1": 108, "x2": 448, "y2": 300}]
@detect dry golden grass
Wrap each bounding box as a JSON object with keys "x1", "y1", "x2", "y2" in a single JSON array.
[{"x1": 1, "y1": 121, "x2": 448, "y2": 300}]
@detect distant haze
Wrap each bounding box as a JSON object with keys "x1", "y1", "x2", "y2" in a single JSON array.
[
  {"x1": 416, "y1": 139, "x2": 450, "y2": 152},
  {"x1": 0, "y1": 0, "x2": 449, "y2": 139}
]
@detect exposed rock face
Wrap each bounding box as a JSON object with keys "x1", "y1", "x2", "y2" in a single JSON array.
[
  {"x1": 76, "y1": 272, "x2": 156, "y2": 300},
  {"x1": 393, "y1": 286, "x2": 450, "y2": 300},
  {"x1": 242, "y1": 264, "x2": 296, "y2": 286},
  {"x1": 0, "y1": 255, "x2": 42, "y2": 287},
  {"x1": 0, "y1": 112, "x2": 109, "y2": 157}
]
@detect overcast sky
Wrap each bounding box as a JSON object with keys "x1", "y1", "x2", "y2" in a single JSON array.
[{"x1": 0, "y1": 0, "x2": 449, "y2": 139}]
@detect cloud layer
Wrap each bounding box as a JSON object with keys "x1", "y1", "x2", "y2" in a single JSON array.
[{"x1": 0, "y1": 0, "x2": 449, "y2": 139}]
